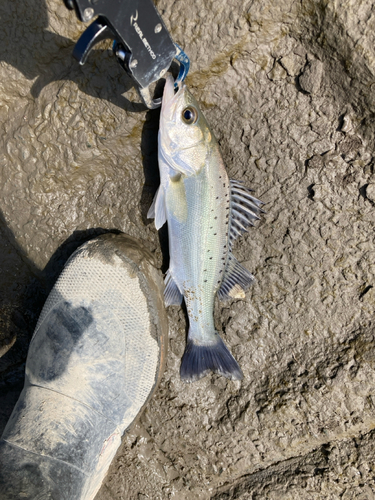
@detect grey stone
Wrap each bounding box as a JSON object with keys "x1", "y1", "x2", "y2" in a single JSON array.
[
  {"x1": 268, "y1": 61, "x2": 288, "y2": 81},
  {"x1": 280, "y1": 52, "x2": 305, "y2": 77},
  {"x1": 1, "y1": 0, "x2": 375, "y2": 498},
  {"x1": 299, "y1": 59, "x2": 324, "y2": 94},
  {"x1": 365, "y1": 183, "x2": 375, "y2": 203}
]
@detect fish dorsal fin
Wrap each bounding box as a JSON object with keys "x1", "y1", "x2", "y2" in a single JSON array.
[
  {"x1": 217, "y1": 253, "x2": 255, "y2": 301},
  {"x1": 164, "y1": 270, "x2": 183, "y2": 306},
  {"x1": 147, "y1": 186, "x2": 167, "y2": 230},
  {"x1": 229, "y1": 179, "x2": 264, "y2": 249}
]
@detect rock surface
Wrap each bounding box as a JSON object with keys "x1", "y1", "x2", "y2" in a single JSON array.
[{"x1": 1, "y1": 0, "x2": 375, "y2": 498}]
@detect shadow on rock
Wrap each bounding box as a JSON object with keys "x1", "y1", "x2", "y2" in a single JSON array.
[
  {"x1": 0, "y1": 208, "x2": 45, "y2": 436},
  {"x1": 0, "y1": 0, "x2": 146, "y2": 112},
  {"x1": 0, "y1": 208, "x2": 43, "y2": 368},
  {"x1": 139, "y1": 79, "x2": 170, "y2": 274}
]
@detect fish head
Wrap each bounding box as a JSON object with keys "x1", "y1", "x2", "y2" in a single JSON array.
[{"x1": 159, "y1": 75, "x2": 214, "y2": 176}]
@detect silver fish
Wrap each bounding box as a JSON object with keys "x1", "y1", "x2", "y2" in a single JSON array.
[{"x1": 148, "y1": 75, "x2": 263, "y2": 382}]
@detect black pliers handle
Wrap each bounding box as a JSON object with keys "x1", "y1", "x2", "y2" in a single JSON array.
[{"x1": 64, "y1": 0, "x2": 189, "y2": 108}]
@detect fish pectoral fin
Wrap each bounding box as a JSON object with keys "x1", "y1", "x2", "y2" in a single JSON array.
[
  {"x1": 147, "y1": 186, "x2": 158, "y2": 219},
  {"x1": 164, "y1": 270, "x2": 183, "y2": 306},
  {"x1": 217, "y1": 252, "x2": 255, "y2": 301},
  {"x1": 229, "y1": 179, "x2": 264, "y2": 249},
  {"x1": 147, "y1": 186, "x2": 167, "y2": 230}
]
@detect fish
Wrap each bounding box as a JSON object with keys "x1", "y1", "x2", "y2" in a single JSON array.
[{"x1": 148, "y1": 75, "x2": 264, "y2": 382}]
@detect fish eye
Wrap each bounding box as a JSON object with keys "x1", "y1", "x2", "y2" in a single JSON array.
[{"x1": 181, "y1": 106, "x2": 198, "y2": 125}]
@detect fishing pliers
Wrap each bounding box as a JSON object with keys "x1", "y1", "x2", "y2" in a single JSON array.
[{"x1": 63, "y1": 0, "x2": 190, "y2": 109}]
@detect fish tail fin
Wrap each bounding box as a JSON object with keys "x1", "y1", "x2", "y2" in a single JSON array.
[{"x1": 180, "y1": 333, "x2": 243, "y2": 383}]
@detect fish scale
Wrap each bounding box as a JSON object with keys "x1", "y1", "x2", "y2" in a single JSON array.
[
  {"x1": 168, "y1": 163, "x2": 228, "y2": 343},
  {"x1": 148, "y1": 75, "x2": 264, "y2": 382}
]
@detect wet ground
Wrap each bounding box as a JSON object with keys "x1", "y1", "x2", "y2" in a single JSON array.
[{"x1": 1, "y1": 0, "x2": 375, "y2": 498}]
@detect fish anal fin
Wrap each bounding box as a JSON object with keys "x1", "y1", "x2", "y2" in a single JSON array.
[
  {"x1": 147, "y1": 186, "x2": 167, "y2": 230},
  {"x1": 217, "y1": 253, "x2": 254, "y2": 301},
  {"x1": 164, "y1": 270, "x2": 183, "y2": 306}
]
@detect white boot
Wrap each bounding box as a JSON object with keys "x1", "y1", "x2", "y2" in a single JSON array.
[{"x1": 0, "y1": 233, "x2": 168, "y2": 500}]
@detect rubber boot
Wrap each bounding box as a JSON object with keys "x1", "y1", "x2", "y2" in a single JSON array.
[{"x1": 0, "y1": 233, "x2": 168, "y2": 500}]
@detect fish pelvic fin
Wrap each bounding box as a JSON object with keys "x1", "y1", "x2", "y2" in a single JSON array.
[
  {"x1": 180, "y1": 334, "x2": 243, "y2": 383},
  {"x1": 164, "y1": 270, "x2": 183, "y2": 306}
]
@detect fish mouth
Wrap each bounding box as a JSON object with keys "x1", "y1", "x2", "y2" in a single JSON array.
[{"x1": 161, "y1": 74, "x2": 185, "y2": 116}]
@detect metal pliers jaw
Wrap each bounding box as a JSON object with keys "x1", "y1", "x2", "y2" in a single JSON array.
[{"x1": 64, "y1": 0, "x2": 190, "y2": 109}]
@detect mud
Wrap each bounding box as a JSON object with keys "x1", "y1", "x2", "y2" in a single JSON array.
[{"x1": 1, "y1": 0, "x2": 375, "y2": 498}]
